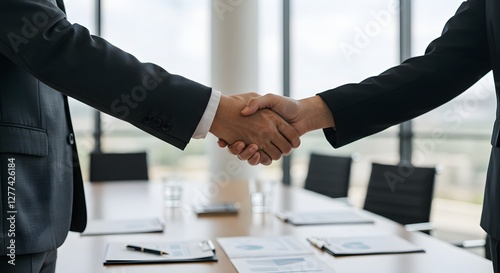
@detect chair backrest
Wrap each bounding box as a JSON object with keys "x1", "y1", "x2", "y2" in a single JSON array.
[
  {"x1": 89, "y1": 152, "x2": 149, "y2": 182},
  {"x1": 363, "y1": 162, "x2": 436, "y2": 225},
  {"x1": 304, "y1": 153, "x2": 353, "y2": 198}
]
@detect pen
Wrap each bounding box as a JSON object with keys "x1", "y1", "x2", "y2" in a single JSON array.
[
  {"x1": 307, "y1": 237, "x2": 326, "y2": 250},
  {"x1": 275, "y1": 211, "x2": 288, "y2": 222},
  {"x1": 126, "y1": 245, "x2": 168, "y2": 255}
]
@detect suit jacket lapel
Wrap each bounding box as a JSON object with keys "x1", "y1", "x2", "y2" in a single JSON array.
[{"x1": 56, "y1": 0, "x2": 66, "y2": 13}]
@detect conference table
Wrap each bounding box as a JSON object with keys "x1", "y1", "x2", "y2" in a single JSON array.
[{"x1": 56, "y1": 180, "x2": 493, "y2": 273}]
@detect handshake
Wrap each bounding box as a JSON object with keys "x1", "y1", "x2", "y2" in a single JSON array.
[{"x1": 209, "y1": 92, "x2": 335, "y2": 166}]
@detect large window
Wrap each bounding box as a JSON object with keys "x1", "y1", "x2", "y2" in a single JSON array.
[
  {"x1": 99, "y1": 0, "x2": 211, "y2": 180},
  {"x1": 65, "y1": 0, "x2": 98, "y2": 180},
  {"x1": 413, "y1": 0, "x2": 494, "y2": 204},
  {"x1": 290, "y1": 0, "x2": 400, "y2": 192},
  {"x1": 65, "y1": 0, "x2": 211, "y2": 181}
]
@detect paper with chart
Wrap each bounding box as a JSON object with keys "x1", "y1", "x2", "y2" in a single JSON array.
[
  {"x1": 230, "y1": 255, "x2": 335, "y2": 273},
  {"x1": 217, "y1": 236, "x2": 335, "y2": 273},
  {"x1": 217, "y1": 236, "x2": 312, "y2": 258}
]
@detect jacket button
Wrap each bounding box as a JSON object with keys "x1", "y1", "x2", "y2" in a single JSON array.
[
  {"x1": 153, "y1": 118, "x2": 162, "y2": 127},
  {"x1": 142, "y1": 115, "x2": 152, "y2": 124},
  {"x1": 68, "y1": 133, "x2": 75, "y2": 145},
  {"x1": 161, "y1": 122, "x2": 172, "y2": 132}
]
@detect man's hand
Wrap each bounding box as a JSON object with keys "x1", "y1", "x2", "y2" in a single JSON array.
[
  {"x1": 219, "y1": 94, "x2": 335, "y2": 165},
  {"x1": 210, "y1": 93, "x2": 301, "y2": 164},
  {"x1": 241, "y1": 94, "x2": 307, "y2": 136},
  {"x1": 217, "y1": 140, "x2": 264, "y2": 165}
]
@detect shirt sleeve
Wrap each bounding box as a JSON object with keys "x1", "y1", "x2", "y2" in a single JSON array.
[{"x1": 192, "y1": 89, "x2": 222, "y2": 139}]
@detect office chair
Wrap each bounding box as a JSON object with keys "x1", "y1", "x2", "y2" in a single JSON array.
[
  {"x1": 304, "y1": 153, "x2": 353, "y2": 199},
  {"x1": 363, "y1": 162, "x2": 436, "y2": 231},
  {"x1": 363, "y1": 162, "x2": 491, "y2": 258},
  {"x1": 89, "y1": 151, "x2": 149, "y2": 182}
]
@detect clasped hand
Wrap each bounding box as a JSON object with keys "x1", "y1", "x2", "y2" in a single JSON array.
[
  {"x1": 209, "y1": 93, "x2": 301, "y2": 165},
  {"x1": 211, "y1": 92, "x2": 335, "y2": 165}
]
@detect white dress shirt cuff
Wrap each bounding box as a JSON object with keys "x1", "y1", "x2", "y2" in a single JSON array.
[{"x1": 192, "y1": 89, "x2": 222, "y2": 139}]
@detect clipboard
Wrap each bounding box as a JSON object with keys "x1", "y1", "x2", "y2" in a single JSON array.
[
  {"x1": 307, "y1": 235, "x2": 425, "y2": 257},
  {"x1": 103, "y1": 239, "x2": 217, "y2": 265},
  {"x1": 275, "y1": 210, "x2": 374, "y2": 226},
  {"x1": 193, "y1": 202, "x2": 240, "y2": 215},
  {"x1": 81, "y1": 218, "x2": 164, "y2": 236}
]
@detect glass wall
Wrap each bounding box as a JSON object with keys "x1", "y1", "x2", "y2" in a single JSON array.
[
  {"x1": 413, "y1": 0, "x2": 494, "y2": 204},
  {"x1": 100, "y1": 0, "x2": 211, "y2": 180},
  {"x1": 289, "y1": 0, "x2": 400, "y2": 197},
  {"x1": 65, "y1": 0, "x2": 211, "y2": 181},
  {"x1": 64, "y1": 0, "x2": 99, "y2": 180}
]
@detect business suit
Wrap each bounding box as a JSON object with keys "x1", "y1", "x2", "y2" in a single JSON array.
[
  {"x1": 318, "y1": 0, "x2": 500, "y2": 268},
  {"x1": 0, "y1": 0, "x2": 211, "y2": 263}
]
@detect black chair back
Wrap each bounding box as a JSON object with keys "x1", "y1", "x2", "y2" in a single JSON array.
[
  {"x1": 363, "y1": 162, "x2": 436, "y2": 225},
  {"x1": 89, "y1": 152, "x2": 149, "y2": 182},
  {"x1": 304, "y1": 153, "x2": 352, "y2": 198}
]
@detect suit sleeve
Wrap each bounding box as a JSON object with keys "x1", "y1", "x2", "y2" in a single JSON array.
[
  {"x1": 318, "y1": 0, "x2": 491, "y2": 148},
  {"x1": 0, "y1": 0, "x2": 211, "y2": 150}
]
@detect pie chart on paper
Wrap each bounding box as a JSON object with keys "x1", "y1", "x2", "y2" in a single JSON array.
[{"x1": 236, "y1": 245, "x2": 264, "y2": 251}]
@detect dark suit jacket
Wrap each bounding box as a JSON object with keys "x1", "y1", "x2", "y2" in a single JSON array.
[
  {"x1": 318, "y1": 0, "x2": 500, "y2": 238},
  {"x1": 0, "y1": 0, "x2": 211, "y2": 255}
]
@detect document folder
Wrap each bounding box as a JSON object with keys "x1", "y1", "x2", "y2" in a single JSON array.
[
  {"x1": 307, "y1": 235, "x2": 425, "y2": 256},
  {"x1": 276, "y1": 210, "x2": 374, "y2": 226},
  {"x1": 103, "y1": 239, "x2": 217, "y2": 265}
]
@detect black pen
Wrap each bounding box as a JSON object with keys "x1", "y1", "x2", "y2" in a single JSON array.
[{"x1": 126, "y1": 245, "x2": 168, "y2": 255}]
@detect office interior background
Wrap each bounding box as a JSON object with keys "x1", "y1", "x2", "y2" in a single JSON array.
[{"x1": 65, "y1": 0, "x2": 493, "y2": 248}]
